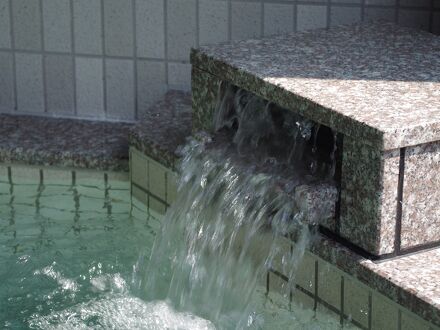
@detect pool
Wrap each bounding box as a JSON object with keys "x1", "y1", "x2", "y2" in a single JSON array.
[{"x1": 0, "y1": 165, "x2": 352, "y2": 329}]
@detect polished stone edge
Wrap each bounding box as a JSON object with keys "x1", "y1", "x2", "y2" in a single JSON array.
[{"x1": 191, "y1": 51, "x2": 386, "y2": 150}]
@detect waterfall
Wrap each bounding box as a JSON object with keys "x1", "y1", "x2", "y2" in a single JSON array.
[{"x1": 134, "y1": 83, "x2": 338, "y2": 329}]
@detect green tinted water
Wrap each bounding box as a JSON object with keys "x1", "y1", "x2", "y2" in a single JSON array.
[{"x1": 0, "y1": 165, "x2": 351, "y2": 329}]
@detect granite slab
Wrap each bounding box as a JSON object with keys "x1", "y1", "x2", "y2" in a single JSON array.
[
  {"x1": 312, "y1": 234, "x2": 440, "y2": 327},
  {"x1": 191, "y1": 23, "x2": 440, "y2": 151},
  {"x1": 0, "y1": 114, "x2": 132, "y2": 171},
  {"x1": 129, "y1": 90, "x2": 192, "y2": 170}
]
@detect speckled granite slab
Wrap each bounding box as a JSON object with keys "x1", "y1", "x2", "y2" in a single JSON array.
[
  {"x1": 129, "y1": 90, "x2": 192, "y2": 170},
  {"x1": 0, "y1": 114, "x2": 132, "y2": 171},
  {"x1": 191, "y1": 23, "x2": 440, "y2": 151},
  {"x1": 191, "y1": 23, "x2": 440, "y2": 258}
]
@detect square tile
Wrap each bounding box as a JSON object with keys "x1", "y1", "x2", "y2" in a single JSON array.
[
  {"x1": 132, "y1": 184, "x2": 148, "y2": 206},
  {"x1": 291, "y1": 288, "x2": 315, "y2": 311},
  {"x1": 130, "y1": 149, "x2": 148, "y2": 190},
  {"x1": 231, "y1": 2, "x2": 262, "y2": 40},
  {"x1": 330, "y1": 6, "x2": 362, "y2": 26},
  {"x1": 270, "y1": 235, "x2": 292, "y2": 275},
  {"x1": 293, "y1": 251, "x2": 316, "y2": 293},
  {"x1": 148, "y1": 158, "x2": 166, "y2": 201},
  {"x1": 343, "y1": 277, "x2": 370, "y2": 329},
  {"x1": 10, "y1": 165, "x2": 41, "y2": 184},
  {"x1": 73, "y1": 0, "x2": 102, "y2": 55},
  {"x1": 317, "y1": 259, "x2": 342, "y2": 311},
  {"x1": 105, "y1": 59, "x2": 135, "y2": 120},
  {"x1": 167, "y1": 0, "x2": 196, "y2": 61},
  {"x1": 42, "y1": 0, "x2": 71, "y2": 52},
  {"x1": 297, "y1": 5, "x2": 327, "y2": 31},
  {"x1": 199, "y1": 0, "x2": 228, "y2": 45},
  {"x1": 12, "y1": 0, "x2": 42, "y2": 50},
  {"x1": 264, "y1": 3, "x2": 294, "y2": 36},
  {"x1": 401, "y1": 311, "x2": 431, "y2": 330},
  {"x1": 166, "y1": 171, "x2": 178, "y2": 205},
  {"x1": 371, "y1": 293, "x2": 398, "y2": 330},
  {"x1": 103, "y1": 0, "x2": 134, "y2": 57},
  {"x1": 0, "y1": 0, "x2": 11, "y2": 48},
  {"x1": 0, "y1": 52, "x2": 15, "y2": 112},
  {"x1": 268, "y1": 271, "x2": 289, "y2": 299},
  {"x1": 136, "y1": 0, "x2": 165, "y2": 59},
  {"x1": 75, "y1": 57, "x2": 104, "y2": 118},
  {"x1": 43, "y1": 167, "x2": 73, "y2": 184},
  {"x1": 45, "y1": 54, "x2": 75, "y2": 115},
  {"x1": 15, "y1": 53, "x2": 44, "y2": 113},
  {"x1": 168, "y1": 62, "x2": 191, "y2": 91},
  {"x1": 149, "y1": 194, "x2": 167, "y2": 214},
  {"x1": 137, "y1": 60, "x2": 167, "y2": 111}
]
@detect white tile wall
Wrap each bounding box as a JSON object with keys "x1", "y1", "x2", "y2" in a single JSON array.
[{"x1": 0, "y1": 0, "x2": 437, "y2": 121}]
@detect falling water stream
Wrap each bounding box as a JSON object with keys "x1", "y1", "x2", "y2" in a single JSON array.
[
  {"x1": 1, "y1": 84, "x2": 344, "y2": 329},
  {"x1": 132, "y1": 83, "x2": 340, "y2": 329}
]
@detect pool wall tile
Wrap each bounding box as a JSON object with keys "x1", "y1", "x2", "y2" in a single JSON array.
[
  {"x1": 268, "y1": 271, "x2": 288, "y2": 300},
  {"x1": 148, "y1": 158, "x2": 167, "y2": 201},
  {"x1": 72, "y1": 0, "x2": 102, "y2": 55},
  {"x1": 371, "y1": 293, "x2": 399, "y2": 330},
  {"x1": 149, "y1": 194, "x2": 167, "y2": 215},
  {"x1": 167, "y1": 0, "x2": 196, "y2": 61},
  {"x1": 317, "y1": 260, "x2": 342, "y2": 312},
  {"x1": 105, "y1": 59, "x2": 136, "y2": 121},
  {"x1": 0, "y1": 0, "x2": 11, "y2": 49},
  {"x1": 130, "y1": 148, "x2": 148, "y2": 190},
  {"x1": 344, "y1": 278, "x2": 370, "y2": 329},
  {"x1": 44, "y1": 54, "x2": 75, "y2": 115},
  {"x1": 15, "y1": 53, "x2": 45, "y2": 114},
  {"x1": 0, "y1": 52, "x2": 15, "y2": 113},
  {"x1": 42, "y1": 0, "x2": 72, "y2": 52},
  {"x1": 103, "y1": 0, "x2": 134, "y2": 57},
  {"x1": 199, "y1": 0, "x2": 228, "y2": 45},
  {"x1": 135, "y1": 0, "x2": 165, "y2": 59},
  {"x1": 401, "y1": 311, "x2": 433, "y2": 330},
  {"x1": 12, "y1": 0, "x2": 42, "y2": 51},
  {"x1": 132, "y1": 184, "x2": 148, "y2": 206},
  {"x1": 166, "y1": 171, "x2": 178, "y2": 205}
]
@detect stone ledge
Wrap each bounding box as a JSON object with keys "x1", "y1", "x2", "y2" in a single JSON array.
[
  {"x1": 191, "y1": 22, "x2": 440, "y2": 151},
  {"x1": 0, "y1": 114, "x2": 132, "y2": 171},
  {"x1": 128, "y1": 90, "x2": 192, "y2": 170}
]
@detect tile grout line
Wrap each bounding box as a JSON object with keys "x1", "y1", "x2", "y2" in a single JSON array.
[
  {"x1": 340, "y1": 275, "x2": 344, "y2": 326},
  {"x1": 313, "y1": 259, "x2": 318, "y2": 311},
  {"x1": 8, "y1": 0, "x2": 17, "y2": 112},
  {"x1": 70, "y1": 0, "x2": 77, "y2": 116},
  {"x1": 164, "y1": 0, "x2": 169, "y2": 85},
  {"x1": 39, "y1": 0, "x2": 48, "y2": 114},
  {"x1": 100, "y1": 0, "x2": 107, "y2": 118},
  {"x1": 195, "y1": 0, "x2": 200, "y2": 48},
  {"x1": 260, "y1": 0, "x2": 265, "y2": 37},
  {"x1": 132, "y1": 0, "x2": 138, "y2": 120},
  {"x1": 326, "y1": 0, "x2": 331, "y2": 28},
  {"x1": 367, "y1": 291, "x2": 372, "y2": 330},
  {"x1": 0, "y1": 47, "x2": 184, "y2": 63},
  {"x1": 228, "y1": 0, "x2": 232, "y2": 41},
  {"x1": 293, "y1": 2, "x2": 297, "y2": 32}
]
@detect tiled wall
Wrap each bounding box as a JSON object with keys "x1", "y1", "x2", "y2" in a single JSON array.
[{"x1": 0, "y1": 0, "x2": 439, "y2": 121}]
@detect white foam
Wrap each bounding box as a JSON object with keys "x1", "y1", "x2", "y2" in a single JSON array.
[{"x1": 29, "y1": 296, "x2": 215, "y2": 330}]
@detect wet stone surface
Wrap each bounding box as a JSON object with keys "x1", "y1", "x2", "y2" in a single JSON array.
[
  {"x1": 0, "y1": 114, "x2": 132, "y2": 171},
  {"x1": 129, "y1": 90, "x2": 192, "y2": 170}
]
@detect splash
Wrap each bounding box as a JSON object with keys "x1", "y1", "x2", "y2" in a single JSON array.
[{"x1": 134, "y1": 83, "x2": 339, "y2": 328}]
